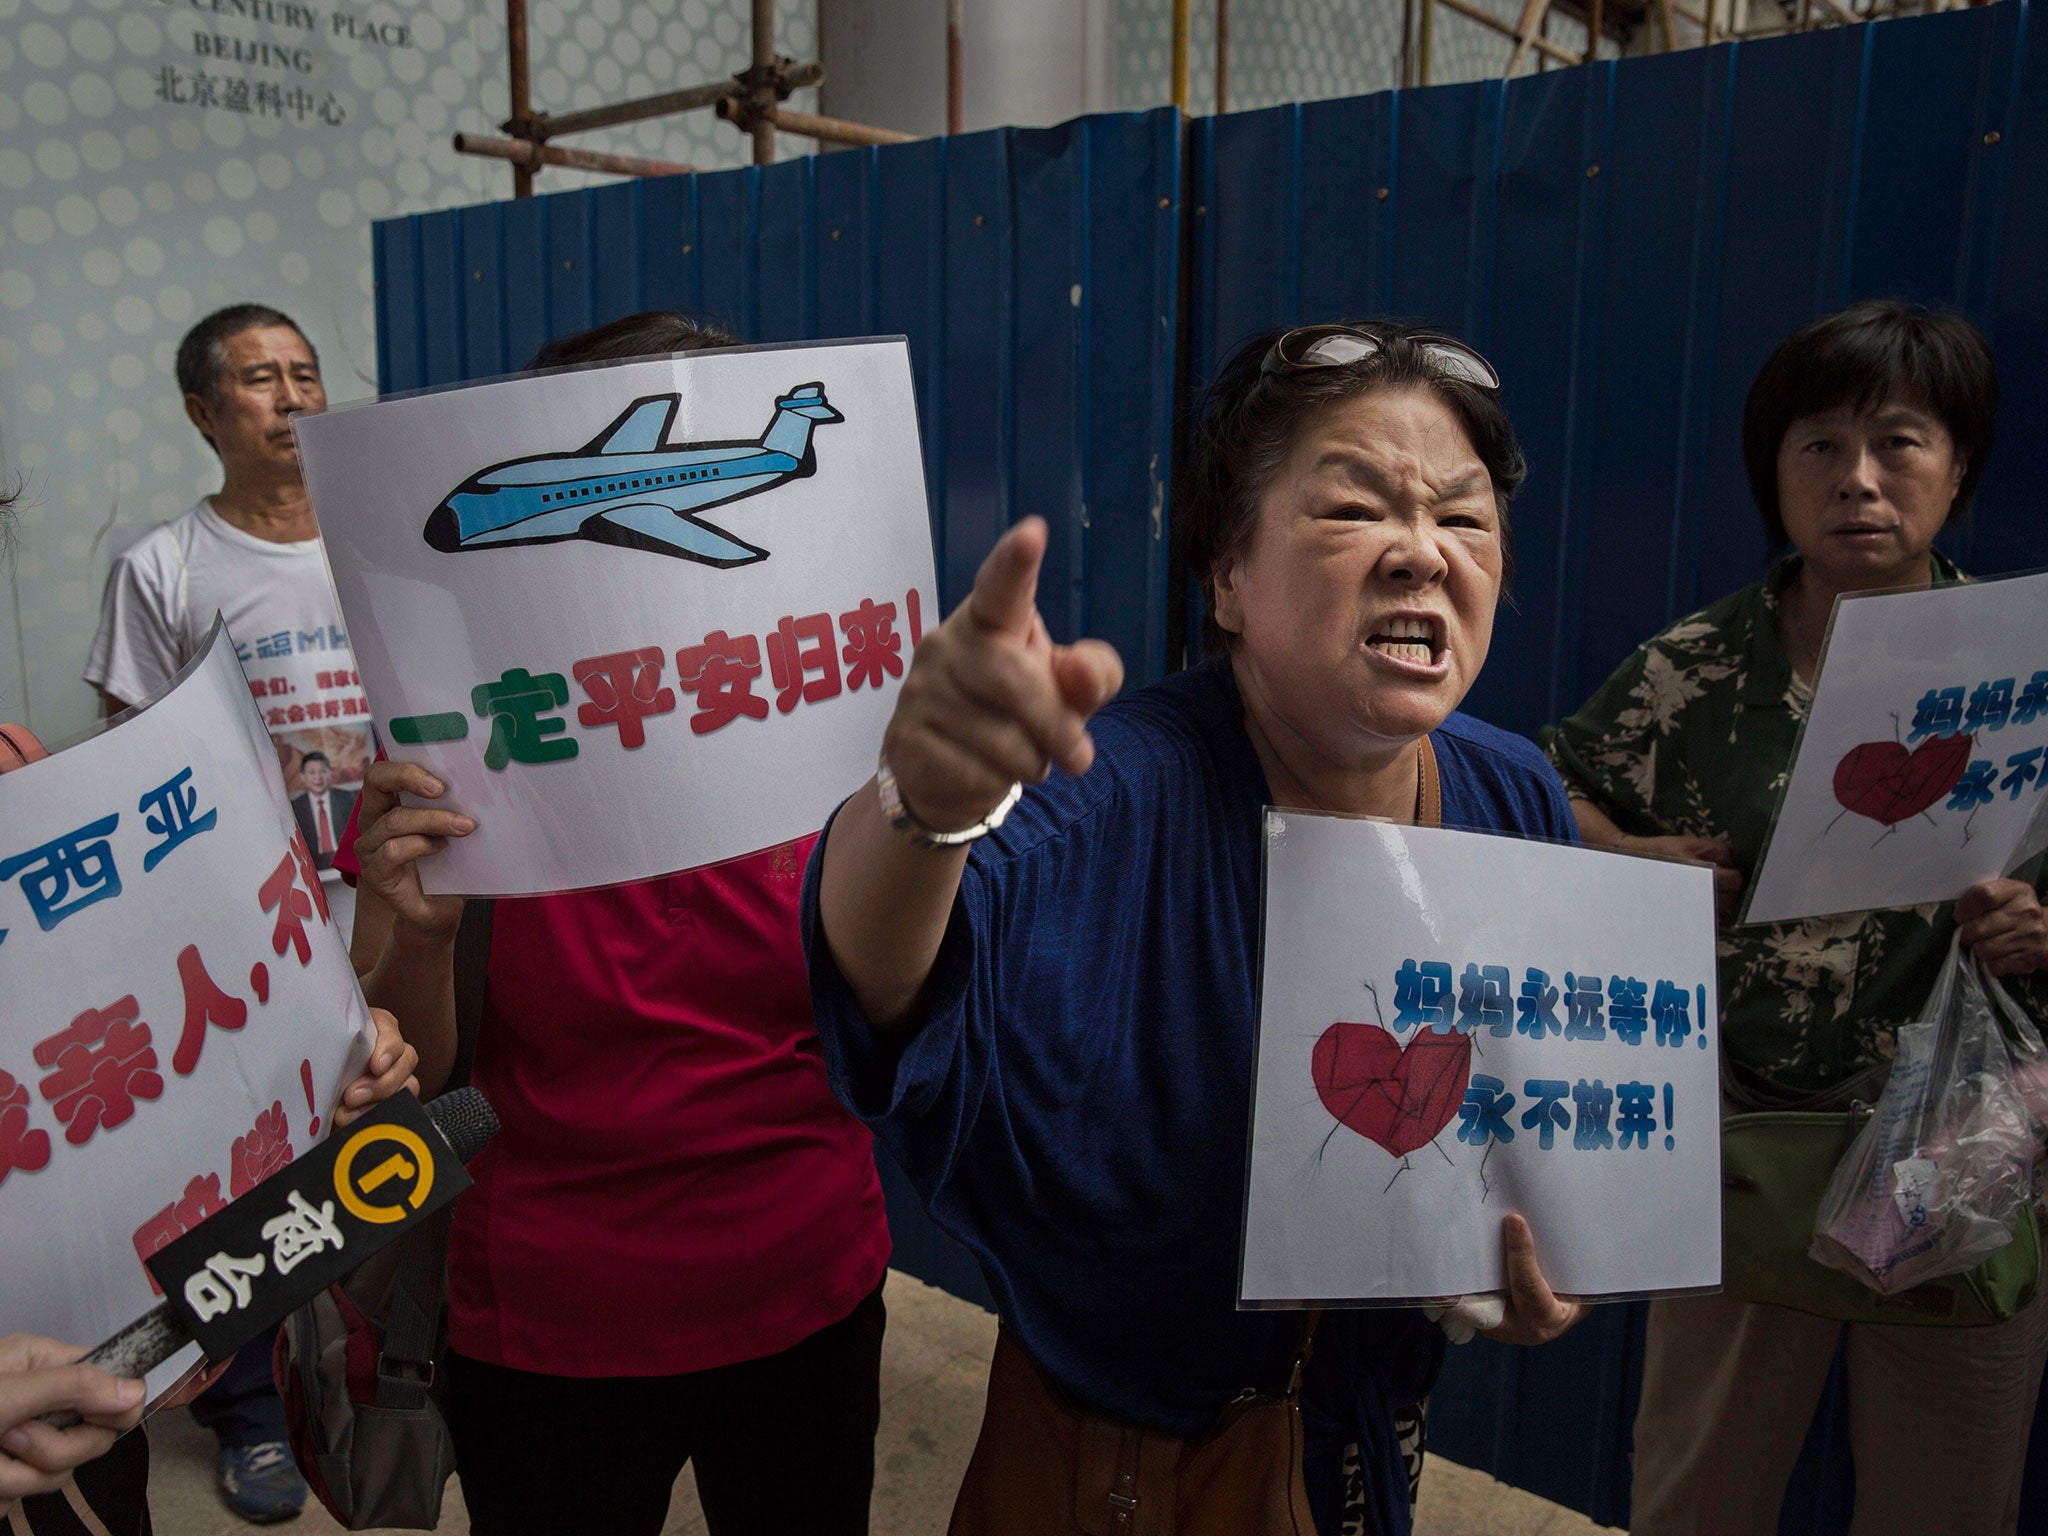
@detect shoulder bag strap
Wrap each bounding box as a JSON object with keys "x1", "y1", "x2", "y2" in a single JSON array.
[
  {"x1": 374, "y1": 1208, "x2": 451, "y2": 1411},
  {"x1": 1283, "y1": 1310, "x2": 1321, "y2": 1401},
  {"x1": 1417, "y1": 738, "x2": 1442, "y2": 830},
  {"x1": 446, "y1": 898, "x2": 494, "y2": 1092},
  {"x1": 366, "y1": 899, "x2": 493, "y2": 1408}
]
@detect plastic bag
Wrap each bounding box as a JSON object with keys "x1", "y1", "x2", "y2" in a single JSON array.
[
  {"x1": 1811, "y1": 937, "x2": 2045, "y2": 1294},
  {"x1": 1984, "y1": 966, "x2": 2048, "y2": 1215}
]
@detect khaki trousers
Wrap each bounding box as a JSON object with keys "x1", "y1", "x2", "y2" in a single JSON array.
[{"x1": 1629, "y1": 1287, "x2": 2048, "y2": 1536}]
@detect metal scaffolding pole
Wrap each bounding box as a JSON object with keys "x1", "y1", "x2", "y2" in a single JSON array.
[
  {"x1": 454, "y1": 133, "x2": 698, "y2": 179},
  {"x1": 532, "y1": 68, "x2": 819, "y2": 140},
  {"x1": 1216, "y1": 0, "x2": 1230, "y2": 113},
  {"x1": 947, "y1": 0, "x2": 965, "y2": 134},
  {"x1": 715, "y1": 97, "x2": 915, "y2": 147},
  {"x1": 506, "y1": 0, "x2": 532, "y2": 197},
  {"x1": 1435, "y1": 0, "x2": 1581, "y2": 63},
  {"x1": 750, "y1": 0, "x2": 776, "y2": 165},
  {"x1": 467, "y1": 0, "x2": 912, "y2": 193},
  {"x1": 1171, "y1": 0, "x2": 1191, "y2": 110}
]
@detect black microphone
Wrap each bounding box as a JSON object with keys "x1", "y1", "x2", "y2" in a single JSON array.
[
  {"x1": 40, "y1": 1087, "x2": 497, "y2": 1426},
  {"x1": 407, "y1": 1086, "x2": 499, "y2": 1169}
]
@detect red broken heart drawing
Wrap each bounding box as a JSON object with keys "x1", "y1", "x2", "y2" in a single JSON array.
[
  {"x1": 1311, "y1": 1021, "x2": 1472, "y2": 1158},
  {"x1": 1831, "y1": 734, "x2": 1974, "y2": 827}
]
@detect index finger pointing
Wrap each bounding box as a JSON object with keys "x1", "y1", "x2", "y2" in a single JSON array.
[{"x1": 964, "y1": 518, "x2": 1049, "y2": 638}]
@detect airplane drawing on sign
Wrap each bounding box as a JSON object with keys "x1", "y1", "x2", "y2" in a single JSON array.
[{"x1": 422, "y1": 382, "x2": 843, "y2": 566}]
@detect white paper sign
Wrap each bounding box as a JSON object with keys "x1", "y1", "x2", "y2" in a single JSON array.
[
  {"x1": 0, "y1": 624, "x2": 373, "y2": 1399},
  {"x1": 296, "y1": 339, "x2": 938, "y2": 896},
  {"x1": 1745, "y1": 572, "x2": 2048, "y2": 924},
  {"x1": 1242, "y1": 812, "x2": 1722, "y2": 1305}
]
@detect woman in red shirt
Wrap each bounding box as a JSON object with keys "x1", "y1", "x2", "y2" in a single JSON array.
[{"x1": 342, "y1": 313, "x2": 891, "y2": 1536}]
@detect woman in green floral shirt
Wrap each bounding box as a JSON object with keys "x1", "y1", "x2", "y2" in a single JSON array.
[{"x1": 1547, "y1": 301, "x2": 2048, "y2": 1536}]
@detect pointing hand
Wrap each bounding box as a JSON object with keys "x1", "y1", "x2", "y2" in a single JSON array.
[{"x1": 880, "y1": 517, "x2": 1125, "y2": 834}]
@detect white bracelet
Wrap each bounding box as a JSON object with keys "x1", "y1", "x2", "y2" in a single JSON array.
[{"x1": 875, "y1": 751, "x2": 1023, "y2": 849}]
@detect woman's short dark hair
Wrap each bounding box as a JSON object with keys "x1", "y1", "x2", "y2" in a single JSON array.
[
  {"x1": 526, "y1": 310, "x2": 742, "y2": 371},
  {"x1": 1177, "y1": 321, "x2": 1526, "y2": 654},
  {"x1": 1741, "y1": 300, "x2": 1997, "y2": 548}
]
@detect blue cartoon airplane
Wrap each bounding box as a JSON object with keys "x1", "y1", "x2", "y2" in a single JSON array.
[{"x1": 423, "y1": 382, "x2": 843, "y2": 565}]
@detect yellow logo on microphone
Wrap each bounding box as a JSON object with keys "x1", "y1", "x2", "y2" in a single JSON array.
[{"x1": 332, "y1": 1123, "x2": 436, "y2": 1225}]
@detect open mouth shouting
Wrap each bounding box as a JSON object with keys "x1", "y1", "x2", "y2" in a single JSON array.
[{"x1": 1362, "y1": 613, "x2": 1448, "y2": 675}]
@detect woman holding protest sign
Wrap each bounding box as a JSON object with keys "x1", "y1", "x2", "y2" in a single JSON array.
[
  {"x1": 808, "y1": 322, "x2": 1583, "y2": 1536},
  {"x1": 339, "y1": 313, "x2": 891, "y2": 1536},
  {"x1": 1545, "y1": 300, "x2": 2048, "y2": 1535}
]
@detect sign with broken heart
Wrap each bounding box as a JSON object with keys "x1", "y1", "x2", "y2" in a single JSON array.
[
  {"x1": 1744, "y1": 570, "x2": 2048, "y2": 924},
  {"x1": 1240, "y1": 810, "x2": 1721, "y2": 1306}
]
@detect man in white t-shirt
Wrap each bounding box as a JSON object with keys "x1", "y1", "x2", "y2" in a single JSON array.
[
  {"x1": 86, "y1": 303, "x2": 371, "y2": 947},
  {"x1": 84, "y1": 302, "x2": 368, "y2": 1524}
]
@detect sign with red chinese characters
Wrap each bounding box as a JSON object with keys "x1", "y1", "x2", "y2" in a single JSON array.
[
  {"x1": 297, "y1": 338, "x2": 938, "y2": 896},
  {"x1": 0, "y1": 622, "x2": 374, "y2": 1400}
]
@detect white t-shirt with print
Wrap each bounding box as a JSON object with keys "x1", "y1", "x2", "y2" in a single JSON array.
[{"x1": 86, "y1": 499, "x2": 370, "y2": 936}]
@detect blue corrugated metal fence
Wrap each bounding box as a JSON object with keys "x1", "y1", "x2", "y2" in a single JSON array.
[
  {"x1": 375, "y1": 5, "x2": 2048, "y2": 1526},
  {"x1": 1188, "y1": 3, "x2": 2046, "y2": 734},
  {"x1": 1186, "y1": 9, "x2": 2048, "y2": 1527},
  {"x1": 376, "y1": 112, "x2": 1182, "y2": 687}
]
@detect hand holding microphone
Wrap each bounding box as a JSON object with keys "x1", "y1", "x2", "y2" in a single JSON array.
[
  {"x1": 0, "y1": 1335, "x2": 145, "y2": 1506},
  {"x1": 40, "y1": 1087, "x2": 497, "y2": 1430}
]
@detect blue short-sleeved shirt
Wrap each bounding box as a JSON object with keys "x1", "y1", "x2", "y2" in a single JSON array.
[{"x1": 803, "y1": 656, "x2": 1575, "y2": 1532}]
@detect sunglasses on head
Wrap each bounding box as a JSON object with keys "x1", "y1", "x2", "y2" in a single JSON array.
[{"x1": 1260, "y1": 325, "x2": 1502, "y2": 393}]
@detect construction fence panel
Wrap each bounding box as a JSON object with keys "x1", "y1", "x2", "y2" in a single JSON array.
[
  {"x1": 1188, "y1": 4, "x2": 2046, "y2": 733},
  {"x1": 1190, "y1": 4, "x2": 2048, "y2": 1529}
]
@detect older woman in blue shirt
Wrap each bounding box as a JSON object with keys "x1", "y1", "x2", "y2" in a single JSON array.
[{"x1": 807, "y1": 323, "x2": 1585, "y2": 1536}]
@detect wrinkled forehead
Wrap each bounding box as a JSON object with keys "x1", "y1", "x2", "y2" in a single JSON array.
[
  {"x1": 222, "y1": 324, "x2": 320, "y2": 375},
  {"x1": 1287, "y1": 387, "x2": 1491, "y2": 496}
]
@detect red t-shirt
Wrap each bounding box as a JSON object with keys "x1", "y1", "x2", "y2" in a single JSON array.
[{"x1": 338, "y1": 816, "x2": 889, "y2": 1377}]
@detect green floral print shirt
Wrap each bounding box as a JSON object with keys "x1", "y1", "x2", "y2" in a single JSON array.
[{"x1": 1542, "y1": 555, "x2": 2048, "y2": 1094}]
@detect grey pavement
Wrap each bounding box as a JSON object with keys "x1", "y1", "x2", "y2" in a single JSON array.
[{"x1": 141, "y1": 1271, "x2": 1616, "y2": 1535}]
